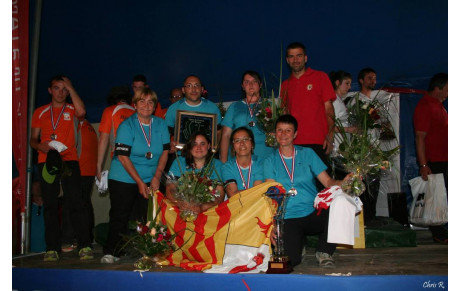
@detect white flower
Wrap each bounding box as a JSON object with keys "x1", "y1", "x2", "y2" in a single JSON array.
[
  {"x1": 362, "y1": 104, "x2": 369, "y2": 110},
  {"x1": 208, "y1": 186, "x2": 213, "y2": 191},
  {"x1": 150, "y1": 228, "x2": 156, "y2": 236}
]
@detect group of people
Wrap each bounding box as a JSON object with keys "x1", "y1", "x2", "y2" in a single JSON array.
[{"x1": 30, "y1": 41, "x2": 448, "y2": 269}]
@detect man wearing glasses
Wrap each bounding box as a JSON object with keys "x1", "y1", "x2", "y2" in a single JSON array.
[
  {"x1": 165, "y1": 75, "x2": 222, "y2": 152},
  {"x1": 169, "y1": 88, "x2": 184, "y2": 105}
]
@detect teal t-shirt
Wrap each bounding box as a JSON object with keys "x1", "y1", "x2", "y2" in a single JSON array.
[
  {"x1": 221, "y1": 156, "x2": 264, "y2": 190},
  {"x1": 263, "y1": 146, "x2": 327, "y2": 219},
  {"x1": 109, "y1": 113, "x2": 170, "y2": 183},
  {"x1": 165, "y1": 98, "x2": 222, "y2": 128},
  {"x1": 168, "y1": 156, "x2": 223, "y2": 182},
  {"x1": 221, "y1": 100, "x2": 275, "y2": 161}
]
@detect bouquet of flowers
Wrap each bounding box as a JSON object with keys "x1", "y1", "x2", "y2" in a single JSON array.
[
  {"x1": 334, "y1": 93, "x2": 399, "y2": 196},
  {"x1": 166, "y1": 158, "x2": 223, "y2": 222},
  {"x1": 255, "y1": 90, "x2": 286, "y2": 147},
  {"x1": 122, "y1": 193, "x2": 175, "y2": 270}
]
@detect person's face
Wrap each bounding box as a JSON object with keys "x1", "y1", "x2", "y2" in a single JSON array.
[
  {"x1": 191, "y1": 135, "x2": 210, "y2": 160},
  {"x1": 286, "y1": 48, "x2": 307, "y2": 73},
  {"x1": 232, "y1": 130, "x2": 253, "y2": 157},
  {"x1": 336, "y1": 78, "x2": 352, "y2": 97},
  {"x1": 182, "y1": 76, "x2": 203, "y2": 103},
  {"x1": 48, "y1": 80, "x2": 69, "y2": 104},
  {"x1": 132, "y1": 81, "x2": 146, "y2": 94},
  {"x1": 275, "y1": 122, "x2": 297, "y2": 147},
  {"x1": 134, "y1": 94, "x2": 155, "y2": 118},
  {"x1": 360, "y1": 72, "x2": 376, "y2": 91},
  {"x1": 169, "y1": 88, "x2": 183, "y2": 104},
  {"x1": 438, "y1": 83, "x2": 448, "y2": 102},
  {"x1": 241, "y1": 74, "x2": 261, "y2": 98}
]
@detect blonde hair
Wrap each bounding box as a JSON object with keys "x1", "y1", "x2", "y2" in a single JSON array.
[{"x1": 132, "y1": 87, "x2": 158, "y2": 106}]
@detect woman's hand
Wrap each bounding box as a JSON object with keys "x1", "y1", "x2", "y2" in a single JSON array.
[
  {"x1": 137, "y1": 182, "x2": 150, "y2": 199},
  {"x1": 150, "y1": 176, "x2": 161, "y2": 193}
]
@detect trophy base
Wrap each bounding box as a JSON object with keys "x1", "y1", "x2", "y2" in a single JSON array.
[{"x1": 265, "y1": 256, "x2": 293, "y2": 274}]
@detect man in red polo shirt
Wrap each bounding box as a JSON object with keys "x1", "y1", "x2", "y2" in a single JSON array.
[
  {"x1": 413, "y1": 72, "x2": 448, "y2": 244},
  {"x1": 280, "y1": 42, "x2": 336, "y2": 189},
  {"x1": 30, "y1": 75, "x2": 93, "y2": 261}
]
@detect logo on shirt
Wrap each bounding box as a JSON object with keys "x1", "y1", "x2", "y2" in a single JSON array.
[
  {"x1": 63, "y1": 112, "x2": 71, "y2": 120},
  {"x1": 306, "y1": 84, "x2": 313, "y2": 90}
]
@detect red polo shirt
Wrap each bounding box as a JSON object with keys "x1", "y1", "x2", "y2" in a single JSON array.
[
  {"x1": 413, "y1": 94, "x2": 448, "y2": 162},
  {"x1": 281, "y1": 67, "x2": 336, "y2": 145}
]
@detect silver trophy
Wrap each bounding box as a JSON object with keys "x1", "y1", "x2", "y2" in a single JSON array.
[{"x1": 265, "y1": 186, "x2": 295, "y2": 274}]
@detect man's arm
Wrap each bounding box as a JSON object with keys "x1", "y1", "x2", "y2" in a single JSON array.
[
  {"x1": 415, "y1": 131, "x2": 432, "y2": 180},
  {"x1": 62, "y1": 77, "x2": 86, "y2": 118},
  {"x1": 30, "y1": 127, "x2": 51, "y2": 154},
  {"x1": 323, "y1": 100, "x2": 335, "y2": 154},
  {"x1": 96, "y1": 132, "x2": 110, "y2": 180}
]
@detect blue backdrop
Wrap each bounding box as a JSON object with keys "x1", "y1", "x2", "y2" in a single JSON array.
[{"x1": 30, "y1": 0, "x2": 448, "y2": 123}]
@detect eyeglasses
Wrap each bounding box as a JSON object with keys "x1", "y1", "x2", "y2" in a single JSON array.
[
  {"x1": 232, "y1": 137, "x2": 252, "y2": 144},
  {"x1": 183, "y1": 84, "x2": 202, "y2": 89},
  {"x1": 171, "y1": 95, "x2": 183, "y2": 99}
]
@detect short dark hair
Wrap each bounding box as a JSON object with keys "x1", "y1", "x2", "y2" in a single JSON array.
[
  {"x1": 229, "y1": 127, "x2": 255, "y2": 156},
  {"x1": 106, "y1": 86, "x2": 131, "y2": 105},
  {"x1": 329, "y1": 70, "x2": 352, "y2": 90},
  {"x1": 183, "y1": 75, "x2": 201, "y2": 84},
  {"x1": 286, "y1": 42, "x2": 306, "y2": 56},
  {"x1": 275, "y1": 114, "x2": 298, "y2": 132},
  {"x1": 182, "y1": 131, "x2": 213, "y2": 168},
  {"x1": 241, "y1": 70, "x2": 262, "y2": 98},
  {"x1": 48, "y1": 75, "x2": 67, "y2": 88},
  {"x1": 133, "y1": 74, "x2": 147, "y2": 84},
  {"x1": 427, "y1": 73, "x2": 448, "y2": 92},
  {"x1": 357, "y1": 67, "x2": 376, "y2": 87}
]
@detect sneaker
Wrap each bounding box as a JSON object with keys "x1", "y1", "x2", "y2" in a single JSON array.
[
  {"x1": 315, "y1": 252, "x2": 335, "y2": 268},
  {"x1": 62, "y1": 243, "x2": 77, "y2": 253},
  {"x1": 101, "y1": 254, "x2": 120, "y2": 264},
  {"x1": 43, "y1": 251, "x2": 59, "y2": 262},
  {"x1": 79, "y1": 247, "x2": 94, "y2": 260}
]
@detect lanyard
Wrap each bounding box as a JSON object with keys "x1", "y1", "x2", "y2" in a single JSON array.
[
  {"x1": 137, "y1": 116, "x2": 152, "y2": 148},
  {"x1": 278, "y1": 148, "x2": 296, "y2": 186},
  {"x1": 236, "y1": 159, "x2": 252, "y2": 190},
  {"x1": 50, "y1": 104, "x2": 66, "y2": 131}
]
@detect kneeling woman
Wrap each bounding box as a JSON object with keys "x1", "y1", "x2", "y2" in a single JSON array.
[
  {"x1": 264, "y1": 114, "x2": 350, "y2": 268},
  {"x1": 166, "y1": 132, "x2": 225, "y2": 213},
  {"x1": 221, "y1": 127, "x2": 264, "y2": 198}
]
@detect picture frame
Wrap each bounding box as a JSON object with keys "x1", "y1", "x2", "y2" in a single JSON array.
[{"x1": 174, "y1": 110, "x2": 218, "y2": 150}]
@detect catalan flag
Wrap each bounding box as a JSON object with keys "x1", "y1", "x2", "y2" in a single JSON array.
[{"x1": 155, "y1": 182, "x2": 279, "y2": 272}]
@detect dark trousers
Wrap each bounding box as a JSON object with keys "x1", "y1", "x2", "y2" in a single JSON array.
[
  {"x1": 38, "y1": 161, "x2": 91, "y2": 252},
  {"x1": 104, "y1": 179, "x2": 149, "y2": 256},
  {"x1": 428, "y1": 161, "x2": 448, "y2": 239},
  {"x1": 61, "y1": 175, "x2": 95, "y2": 243},
  {"x1": 284, "y1": 209, "x2": 336, "y2": 267},
  {"x1": 360, "y1": 172, "x2": 381, "y2": 225},
  {"x1": 297, "y1": 144, "x2": 331, "y2": 192}
]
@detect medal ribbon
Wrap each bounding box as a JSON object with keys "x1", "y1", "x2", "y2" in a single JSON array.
[
  {"x1": 50, "y1": 104, "x2": 66, "y2": 131},
  {"x1": 137, "y1": 116, "x2": 152, "y2": 148},
  {"x1": 236, "y1": 159, "x2": 252, "y2": 190},
  {"x1": 278, "y1": 148, "x2": 296, "y2": 186}
]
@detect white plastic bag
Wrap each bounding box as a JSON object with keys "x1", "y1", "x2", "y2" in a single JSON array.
[{"x1": 409, "y1": 174, "x2": 448, "y2": 226}]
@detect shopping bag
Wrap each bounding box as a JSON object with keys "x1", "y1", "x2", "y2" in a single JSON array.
[{"x1": 409, "y1": 174, "x2": 448, "y2": 226}]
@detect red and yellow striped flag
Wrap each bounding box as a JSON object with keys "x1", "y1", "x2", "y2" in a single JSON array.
[{"x1": 155, "y1": 182, "x2": 279, "y2": 272}]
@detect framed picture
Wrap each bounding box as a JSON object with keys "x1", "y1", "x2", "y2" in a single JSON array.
[{"x1": 174, "y1": 110, "x2": 218, "y2": 149}]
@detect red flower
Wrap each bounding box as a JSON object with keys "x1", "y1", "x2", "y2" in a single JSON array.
[
  {"x1": 137, "y1": 224, "x2": 149, "y2": 235},
  {"x1": 265, "y1": 107, "x2": 272, "y2": 118},
  {"x1": 369, "y1": 107, "x2": 380, "y2": 121},
  {"x1": 157, "y1": 234, "x2": 164, "y2": 242}
]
